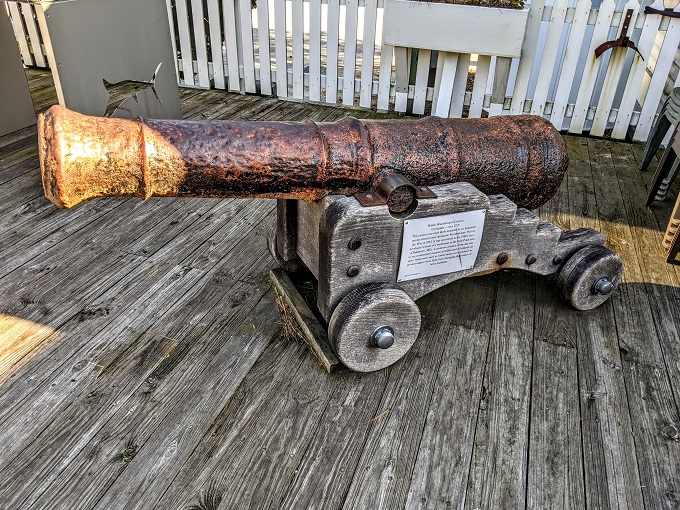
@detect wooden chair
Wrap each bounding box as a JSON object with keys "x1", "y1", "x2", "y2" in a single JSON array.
[
  {"x1": 647, "y1": 122, "x2": 680, "y2": 206},
  {"x1": 653, "y1": 123, "x2": 680, "y2": 264},
  {"x1": 640, "y1": 88, "x2": 680, "y2": 174}
]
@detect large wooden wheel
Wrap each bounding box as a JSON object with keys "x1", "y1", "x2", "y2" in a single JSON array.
[
  {"x1": 558, "y1": 245, "x2": 623, "y2": 311},
  {"x1": 328, "y1": 283, "x2": 421, "y2": 372}
]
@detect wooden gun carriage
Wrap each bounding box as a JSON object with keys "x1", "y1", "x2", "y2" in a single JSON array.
[{"x1": 38, "y1": 106, "x2": 624, "y2": 372}]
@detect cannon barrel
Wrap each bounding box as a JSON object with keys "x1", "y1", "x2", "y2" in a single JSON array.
[{"x1": 38, "y1": 105, "x2": 568, "y2": 210}]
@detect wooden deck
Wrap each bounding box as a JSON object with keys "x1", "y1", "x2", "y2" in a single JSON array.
[{"x1": 1, "y1": 69, "x2": 680, "y2": 509}]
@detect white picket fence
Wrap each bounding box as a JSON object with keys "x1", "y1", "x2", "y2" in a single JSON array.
[{"x1": 7, "y1": 0, "x2": 680, "y2": 141}]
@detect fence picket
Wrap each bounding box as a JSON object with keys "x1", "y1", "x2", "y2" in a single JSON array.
[
  {"x1": 393, "y1": 46, "x2": 409, "y2": 112},
  {"x1": 509, "y1": 0, "x2": 546, "y2": 114},
  {"x1": 257, "y1": 0, "x2": 272, "y2": 95},
  {"x1": 449, "y1": 53, "x2": 470, "y2": 118},
  {"x1": 343, "y1": 0, "x2": 359, "y2": 106},
  {"x1": 291, "y1": 0, "x2": 304, "y2": 99},
  {"x1": 207, "y1": 0, "x2": 224, "y2": 89},
  {"x1": 433, "y1": 52, "x2": 458, "y2": 117},
  {"x1": 273, "y1": 0, "x2": 287, "y2": 97},
  {"x1": 530, "y1": 0, "x2": 568, "y2": 116},
  {"x1": 7, "y1": 2, "x2": 33, "y2": 66},
  {"x1": 633, "y1": 10, "x2": 680, "y2": 142},
  {"x1": 359, "y1": 0, "x2": 378, "y2": 108},
  {"x1": 550, "y1": 0, "x2": 591, "y2": 130},
  {"x1": 238, "y1": 0, "x2": 257, "y2": 93},
  {"x1": 190, "y1": 0, "x2": 211, "y2": 88},
  {"x1": 10, "y1": 0, "x2": 680, "y2": 142},
  {"x1": 489, "y1": 57, "x2": 512, "y2": 117},
  {"x1": 175, "y1": 0, "x2": 195, "y2": 86},
  {"x1": 165, "y1": 0, "x2": 179, "y2": 76},
  {"x1": 376, "y1": 42, "x2": 393, "y2": 111},
  {"x1": 612, "y1": 1, "x2": 664, "y2": 138},
  {"x1": 326, "y1": 0, "x2": 340, "y2": 103},
  {"x1": 308, "y1": 0, "x2": 321, "y2": 101},
  {"x1": 568, "y1": 0, "x2": 616, "y2": 134},
  {"x1": 21, "y1": 3, "x2": 45, "y2": 68},
  {"x1": 590, "y1": 0, "x2": 641, "y2": 136},
  {"x1": 412, "y1": 49, "x2": 431, "y2": 115},
  {"x1": 469, "y1": 55, "x2": 491, "y2": 118},
  {"x1": 223, "y1": 0, "x2": 241, "y2": 92}
]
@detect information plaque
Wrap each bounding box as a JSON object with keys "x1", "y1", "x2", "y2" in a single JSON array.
[{"x1": 397, "y1": 209, "x2": 486, "y2": 282}]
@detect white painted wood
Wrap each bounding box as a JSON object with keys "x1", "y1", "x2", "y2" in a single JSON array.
[
  {"x1": 238, "y1": 0, "x2": 257, "y2": 93},
  {"x1": 412, "y1": 49, "x2": 431, "y2": 115},
  {"x1": 190, "y1": 0, "x2": 211, "y2": 88},
  {"x1": 433, "y1": 53, "x2": 459, "y2": 118},
  {"x1": 165, "y1": 0, "x2": 179, "y2": 77},
  {"x1": 509, "y1": 0, "x2": 546, "y2": 115},
  {"x1": 469, "y1": 55, "x2": 491, "y2": 118},
  {"x1": 550, "y1": 0, "x2": 591, "y2": 130},
  {"x1": 393, "y1": 46, "x2": 409, "y2": 112},
  {"x1": 376, "y1": 42, "x2": 393, "y2": 111},
  {"x1": 450, "y1": 53, "x2": 470, "y2": 118},
  {"x1": 33, "y1": 5, "x2": 63, "y2": 105},
  {"x1": 590, "y1": 0, "x2": 640, "y2": 137},
  {"x1": 223, "y1": 0, "x2": 241, "y2": 92},
  {"x1": 326, "y1": 0, "x2": 340, "y2": 103},
  {"x1": 206, "y1": 0, "x2": 224, "y2": 89},
  {"x1": 291, "y1": 0, "x2": 304, "y2": 99},
  {"x1": 273, "y1": 0, "x2": 287, "y2": 97},
  {"x1": 256, "y1": 0, "x2": 272, "y2": 95},
  {"x1": 21, "y1": 3, "x2": 45, "y2": 68},
  {"x1": 633, "y1": 10, "x2": 680, "y2": 142},
  {"x1": 359, "y1": 0, "x2": 377, "y2": 108},
  {"x1": 612, "y1": 0, "x2": 664, "y2": 139},
  {"x1": 383, "y1": 0, "x2": 529, "y2": 58},
  {"x1": 7, "y1": 2, "x2": 33, "y2": 67},
  {"x1": 175, "y1": 0, "x2": 195, "y2": 86},
  {"x1": 568, "y1": 0, "x2": 616, "y2": 134},
  {"x1": 343, "y1": 0, "x2": 359, "y2": 106},
  {"x1": 308, "y1": 0, "x2": 321, "y2": 101},
  {"x1": 530, "y1": 0, "x2": 568, "y2": 116},
  {"x1": 489, "y1": 56, "x2": 512, "y2": 117}
]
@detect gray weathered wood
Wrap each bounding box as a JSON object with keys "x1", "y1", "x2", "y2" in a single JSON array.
[
  {"x1": 527, "y1": 159, "x2": 586, "y2": 509},
  {"x1": 404, "y1": 275, "x2": 497, "y2": 509},
  {"x1": 2, "y1": 70, "x2": 679, "y2": 510},
  {"x1": 269, "y1": 267, "x2": 340, "y2": 373},
  {"x1": 594, "y1": 139, "x2": 680, "y2": 507},
  {"x1": 308, "y1": 182, "x2": 604, "y2": 321},
  {"x1": 465, "y1": 270, "x2": 535, "y2": 509},
  {"x1": 564, "y1": 135, "x2": 645, "y2": 509}
]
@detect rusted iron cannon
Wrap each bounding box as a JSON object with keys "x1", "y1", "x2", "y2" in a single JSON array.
[
  {"x1": 39, "y1": 105, "x2": 567, "y2": 209},
  {"x1": 38, "y1": 105, "x2": 623, "y2": 373}
]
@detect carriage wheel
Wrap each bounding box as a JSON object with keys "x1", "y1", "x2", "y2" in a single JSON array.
[
  {"x1": 328, "y1": 283, "x2": 421, "y2": 372},
  {"x1": 558, "y1": 245, "x2": 623, "y2": 311}
]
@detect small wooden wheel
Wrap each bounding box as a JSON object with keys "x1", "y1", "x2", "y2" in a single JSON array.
[
  {"x1": 558, "y1": 245, "x2": 623, "y2": 311},
  {"x1": 328, "y1": 283, "x2": 421, "y2": 372},
  {"x1": 267, "y1": 227, "x2": 303, "y2": 273}
]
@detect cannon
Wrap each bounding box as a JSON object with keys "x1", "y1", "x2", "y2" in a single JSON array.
[{"x1": 39, "y1": 106, "x2": 623, "y2": 372}]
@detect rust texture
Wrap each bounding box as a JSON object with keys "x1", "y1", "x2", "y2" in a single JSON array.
[{"x1": 39, "y1": 105, "x2": 568, "y2": 210}]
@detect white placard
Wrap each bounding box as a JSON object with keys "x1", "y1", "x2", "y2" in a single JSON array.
[{"x1": 397, "y1": 210, "x2": 486, "y2": 282}]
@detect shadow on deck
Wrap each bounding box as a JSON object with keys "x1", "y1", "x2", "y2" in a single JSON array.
[{"x1": 1, "y1": 69, "x2": 679, "y2": 509}]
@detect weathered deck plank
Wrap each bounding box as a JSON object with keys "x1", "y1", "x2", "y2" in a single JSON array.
[
  {"x1": 0, "y1": 69, "x2": 679, "y2": 510},
  {"x1": 565, "y1": 136, "x2": 645, "y2": 510},
  {"x1": 527, "y1": 161, "x2": 586, "y2": 509}
]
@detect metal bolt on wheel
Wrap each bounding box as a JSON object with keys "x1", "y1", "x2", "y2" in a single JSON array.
[
  {"x1": 328, "y1": 283, "x2": 421, "y2": 372},
  {"x1": 558, "y1": 245, "x2": 624, "y2": 311}
]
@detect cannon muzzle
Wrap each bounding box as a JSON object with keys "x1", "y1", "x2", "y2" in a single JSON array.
[{"x1": 39, "y1": 105, "x2": 567, "y2": 210}]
